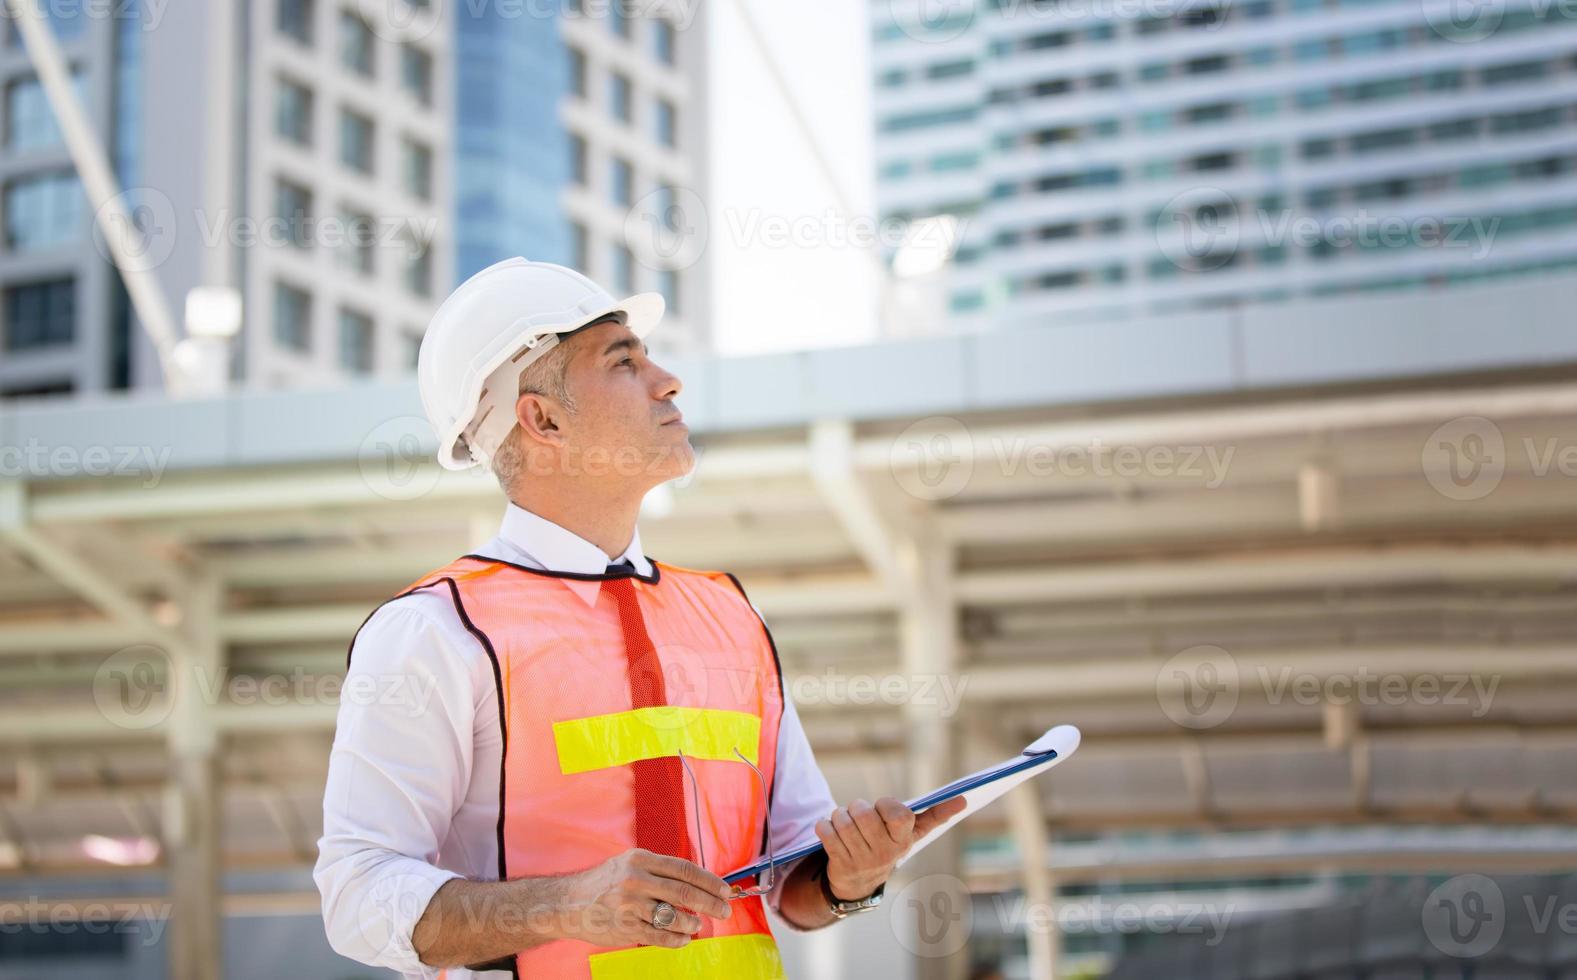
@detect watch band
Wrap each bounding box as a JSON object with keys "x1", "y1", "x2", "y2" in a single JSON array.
[{"x1": 821, "y1": 872, "x2": 885, "y2": 918}]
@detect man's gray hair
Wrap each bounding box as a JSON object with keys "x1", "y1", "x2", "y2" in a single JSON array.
[{"x1": 488, "y1": 311, "x2": 627, "y2": 492}]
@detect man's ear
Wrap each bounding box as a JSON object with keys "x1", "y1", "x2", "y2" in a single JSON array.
[{"x1": 515, "y1": 392, "x2": 567, "y2": 446}]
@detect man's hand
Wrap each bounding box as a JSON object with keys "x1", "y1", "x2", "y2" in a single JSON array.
[
  {"x1": 814, "y1": 796, "x2": 968, "y2": 901},
  {"x1": 559, "y1": 848, "x2": 734, "y2": 949}
]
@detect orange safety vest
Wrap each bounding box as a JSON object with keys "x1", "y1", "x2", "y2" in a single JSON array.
[{"x1": 357, "y1": 554, "x2": 788, "y2": 979}]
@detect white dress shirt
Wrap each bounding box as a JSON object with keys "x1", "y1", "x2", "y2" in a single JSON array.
[{"x1": 315, "y1": 503, "x2": 836, "y2": 978}]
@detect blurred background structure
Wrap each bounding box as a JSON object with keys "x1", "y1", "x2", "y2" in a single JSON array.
[{"x1": 2, "y1": 1, "x2": 1577, "y2": 979}]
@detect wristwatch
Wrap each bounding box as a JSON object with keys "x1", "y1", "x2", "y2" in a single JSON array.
[{"x1": 821, "y1": 873, "x2": 885, "y2": 919}]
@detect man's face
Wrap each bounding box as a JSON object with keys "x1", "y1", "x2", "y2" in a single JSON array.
[{"x1": 546, "y1": 320, "x2": 694, "y2": 487}]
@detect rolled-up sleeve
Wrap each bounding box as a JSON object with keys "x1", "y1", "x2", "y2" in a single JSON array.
[{"x1": 314, "y1": 598, "x2": 480, "y2": 976}]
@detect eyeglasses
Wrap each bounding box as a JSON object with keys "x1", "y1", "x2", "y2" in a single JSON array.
[{"x1": 677, "y1": 747, "x2": 776, "y2": 900}]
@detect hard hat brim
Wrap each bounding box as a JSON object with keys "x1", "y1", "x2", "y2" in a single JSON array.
[{"x1": 436, "y1": 290, "x2": 667, "y2": 470}]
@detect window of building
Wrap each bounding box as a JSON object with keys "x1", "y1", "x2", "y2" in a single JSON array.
[
  {"x1": 655, "y1": 18, "x2": 676, "y2": 64},
  {"x1": 656, "y1": 98, "x2": 677, "y2": 148},
  {"x1": 570, "y1": 220, "x2": 589, "y2": 271},
  {"x1": 401, "y1": 136, "x2": 433, "y2": 201},
  {"x1": 6, "y1": 73, "x2": 83, "y2": 150},
  {"x1": 1482, "y1": 59, "x2": 1548, "y2": 86},
  {"x1": 569, "y1": 46, "x2": 587, "y2": 97},
  {"x1": 276, "y1": 76, "x2": 314, "y2": 146},
  {"x1": 928, "y1": 60, "x2": 974, "y2": 80},
  {"x1": 403, "y1": 232, "x2": 433, "y2": 297},
  {"x1": 1428, "y1": 117, "x2": 1479, "y2": 142},
  {"x1": 3, "y1": 277, "x2": 73, "y2": 350},
  {"x1": 0, "y1": 378, "x2": 73, "y2": 399},
  {"x1": 275, "y1": 177, "x2": 314, "y2": 248},
  {"x1": 570, "y1": 132, "x2": 588, "y2": 185},
  {"x1": 339, "y1": 307, "x2": 374, "y2": 373},
  {"x1": 400, "y1": 43, "x2": 433, "y2": 106},
  {"x1": 340, "y1": 107, "x2": 375, "y2": 175},
  {"x1": 1300, "y1": 137, "x2": 1336, "y2": 160},
  {"x1": 273, "y1": 281, "x2": 312, "y2": 351},
  {"x1": 278, "y1": 0, "x2": 314, "y2": 45},
  {"x1": 611, "y1": 156, "x2": 633, "y2": 207},
  {"x1": 612, "y1": 243, "x2": 635, "y2": 293},
  {"x1": 3, "y1": 171, "x2": 80, "y2": 251},
  {"x1": 658, "y1": 268, "x2": 678, "y2": 315},
  {"x1": 1192, "y1": 151, "x2": 1236, "y2": 172},
  {"x1": 932, "y1": 151, "x2": 979, "y2": 172},
  {"x1": 610, "y1": 71, "x2": 632, "y2": 123},
  {"x1": 404, "y1": 329, "x2": 422, "y2": 371},
  {"x1": 1185, "y1": 54, "x2": 1231, "y2": 75},
  {"x1": 338, "y1": 207, "x2": 375, "y2": 275},
  {"x1": 1188, "y1": 102, "x2": 1236, "y2": 124},
  {"x1": 1246, "y1": 46, "x2": 1278, "y2": 67},
  {"x1": 1352, "y1": 127, "x2": 1415, "y2": 153},
  {"x1": 341, "y1": 10, "x2": 376, "y2": 78}
]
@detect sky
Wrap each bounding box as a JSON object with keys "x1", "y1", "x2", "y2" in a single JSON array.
[{"x1": 706, "y1": 0, "x2": 884, "y2": 355}]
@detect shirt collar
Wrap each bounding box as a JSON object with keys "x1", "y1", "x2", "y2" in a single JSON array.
[{"x1": 496, "y1": 503, "x2": 652, "y2": 606}]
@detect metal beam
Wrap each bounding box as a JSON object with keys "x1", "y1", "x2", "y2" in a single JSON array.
[{"x1": 809, "y1": 419, "x2": 905, "y2": 593}]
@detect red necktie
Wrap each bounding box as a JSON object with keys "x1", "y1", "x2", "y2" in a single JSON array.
[{"x1": 603, "y1": 566, "x2": 696, "y2": 864}]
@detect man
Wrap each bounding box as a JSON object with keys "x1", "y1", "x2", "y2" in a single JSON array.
[{"x1": 315, "y1": 258, "x2": 964, "y2": 978}]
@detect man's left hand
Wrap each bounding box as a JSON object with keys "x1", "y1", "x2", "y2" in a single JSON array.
[{"x1": 814, "y1": 796, "x2": 968, "y2": 901}]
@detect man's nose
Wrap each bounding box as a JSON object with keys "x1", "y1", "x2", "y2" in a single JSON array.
[{"x1": 652, "y1": 363, "x2": 683, "y2": 399}]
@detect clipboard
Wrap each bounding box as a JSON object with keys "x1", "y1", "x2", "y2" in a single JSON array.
[{"x1": 724, "y1": 724, "x2": 1081, "y2": 884}]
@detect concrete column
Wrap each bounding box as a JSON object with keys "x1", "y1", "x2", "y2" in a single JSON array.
[
  {"x1": 166, "y1": 573, "x2": 222, "y2": 980},
  {"x1": 1006, "y1": 783, "x2": 1057, "y2": 980},
  {"x1": 897, "y1": 531, "x2": 967, "y2": 980}
]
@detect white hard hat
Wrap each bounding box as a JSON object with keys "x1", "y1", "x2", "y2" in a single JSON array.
[{"x1": 417, "y1": 258, "x2": 665, "y2": 470}]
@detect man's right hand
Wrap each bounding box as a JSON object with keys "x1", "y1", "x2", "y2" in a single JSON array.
[{"x1": 558, "y1": 848, "x2": 734, "y2": 949}]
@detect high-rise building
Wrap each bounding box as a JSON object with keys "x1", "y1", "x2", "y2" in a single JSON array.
[
  {"x1": 0, "y1": 0, "x2": 713, "y2": 399},
  {"x1": 0, "y1": 0, "x2": 452, "y2": 396},
  {"x1": 871, "y1": 0, "x2": 1577, "y2": 332},
  {"x1": 242, "y1": 0, "x2": 453, "y2": 386},
  {"x1": 454, "y1": 0, "x2": 712, "y2": 356},
  {"x1": 0, "y1": 6, "x2": 136, "y2": 398}
]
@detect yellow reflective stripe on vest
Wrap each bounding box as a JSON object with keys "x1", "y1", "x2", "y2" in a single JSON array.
[
  {"x1": 588, "y1": 933, "x2": 784, "y2": 980},
  {"x1": 553, "y1": 707, "x2": 761, "y2": 775}
]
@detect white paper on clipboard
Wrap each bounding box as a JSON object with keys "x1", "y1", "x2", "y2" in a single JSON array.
[
  {"x1": 895, "y1": 723, "x2": 1081, "y2": 869},
  {"x1": 724, "y1": 724, "x2": 1081, "y2": 883}
]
